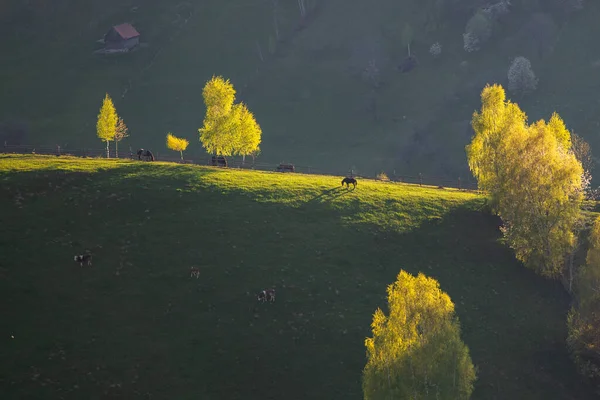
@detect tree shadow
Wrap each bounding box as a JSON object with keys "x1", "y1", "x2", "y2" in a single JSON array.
[{"x1": 0, "y1": 165, "x2": 596, "y2": 400}]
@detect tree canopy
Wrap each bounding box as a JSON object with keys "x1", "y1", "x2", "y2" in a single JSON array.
[
  {"x1": 96, "y1": 93, "x2": 118, "y2": 157},
  {"x1": 362, "y1": 270, "x2": 476, "y2": 400},
  {"x1": 466, "y1": 84, "x2": 584, "y2": 278},
  {"x1": 568, "y1": 216, "x2": 600, "y2": 390},
  {"x1": 199, "y1": 76, "x2": 262, "y2": 157},
  {"x1": 166, "y1": 133, "x2": 189, "y2": 160}
]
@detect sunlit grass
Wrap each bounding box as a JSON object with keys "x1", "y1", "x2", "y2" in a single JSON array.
[{"x1": 0, "y1": 155, "x2": 595, "y2": 399}]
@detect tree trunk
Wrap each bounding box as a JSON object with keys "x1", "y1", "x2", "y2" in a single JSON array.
[
  {"x1": 407, "y1": 42, "x2": 411, "y2": 57},
  {"x1": 180, "y1": 150, "x2": 183, "y2": 161},
  {"x1": 273, "y1": 0, "x2": 280, "y2": 40},
  {"x1": 256, "y1": 41, "x2": 264, "y2": 62},
  {"x1": 242, "y1": 154, "x2": 246, "y2": 166},
  {"x1": 106, "y1": 141, "x2": 110, "y2": 158},
  {"x1": 115, "y1": 140, "x2": 119, "y2": 158}
]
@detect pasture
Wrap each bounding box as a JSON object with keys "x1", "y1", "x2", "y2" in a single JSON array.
[
  {"x1": 0, "y1": 155, "x2": 596, "y2": 399},
  {"x1": 2, "y1": 1, "x2": 600, "y2": 180}
]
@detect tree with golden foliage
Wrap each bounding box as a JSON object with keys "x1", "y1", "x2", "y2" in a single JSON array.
[
  {"x1": 114, "y1": 117, "x2": 129, "y2": 158},
  {"x1": 231, "y1": 103, "x2": 262, "y2": 164},
  {"x1": 199, "y1": 76, "x2": 262, "y2": 158},
  {"x1": 363, "y1": 270, "x2": 476, "y2": 400},
  {"x1": 568, "y1": 216, "x2": 600, "y2": 391},
  {"x1": 96, "y1": 93, "x2": 118, "y2": 158},
  {"x1": 498, "y1": 117, "x2": 583, "y2": 277},
  {"x1": 467, "y1": 84, "x2": 584, "y2": 278},
  {"x1": 166, "y1": 133, "x2": 189, "y2": 160}
]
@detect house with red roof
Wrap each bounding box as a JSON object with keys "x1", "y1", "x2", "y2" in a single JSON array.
[{"x1": 103, "y1": 23, "x2": 140, "y2": 51}]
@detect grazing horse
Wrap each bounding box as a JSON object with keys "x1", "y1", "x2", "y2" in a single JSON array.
[
  {"x1": 257, "y1": 288, "x2": 276, "y2": 303},
  {"x1": 190, "y1": 267, "x2": 200, "y2": 279},
  {"x1": 74, "y1": 254, "x2": 92, "y2": 267},
  {"x1": 341, "y1": 177, "x2": 357, "y2": 189},
  {"x1": 137, "y1": 149, "x2": 155, "y2": 161},
  {"x1": 211, "y1": 155, "x2": 227, "y2": 167}
]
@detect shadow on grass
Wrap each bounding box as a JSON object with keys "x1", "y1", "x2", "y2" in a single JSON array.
[{"x1": 0, "y1": 166, "x2": 595, "y2": 400}]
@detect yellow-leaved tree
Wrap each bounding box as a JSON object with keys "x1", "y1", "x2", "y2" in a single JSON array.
[
  {"x1": 199, "y1": 76, "x2": 261, "y2": 159},
  {"x1": 166, "y1": 133, "x2": 189, "y2": 160},
  {"x1": 231, "y1": 103, "x2": 262, "y2": 164},
  {"x1": 567, "y1": 216, "x2": 600, "y2": 390},
  {"x1": 96, "y1": 93, "x2": 118, "y2": 158},
  {"x1": 466, "y1": 84, "x2": 528, "y2": 208},
  {"x1": 114, "y1": 117, "x2": 129, "y2": 158},
  {"x1": 467, "y1": 84, "x2": 584, "y2": 278},
  {"x1": 498, "y1": 117, "x2": 583, "y2": 277},
  {"x1": 363, "y1": 270, "x2": 476, "y2": 400}
]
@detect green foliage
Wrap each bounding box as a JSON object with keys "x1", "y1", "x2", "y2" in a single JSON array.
[
  {"x1": 362, "y1": 270, "x2": 476, "y2": 400},
  {"x1": 199, "y1": 76, "x2": 261, "y2": 157},
  {"x1": 96, "y1": 93, "x2": 118, "y2": 157},
  {"x1": 467, "y1": 84, "x2": 584, "y2": 278},
  {"x1": 0, "y1": 154, "x2": 597, "y2": 399},
  {"x1": 568, "y1": 216, "x2": 600, "y2": 389}
]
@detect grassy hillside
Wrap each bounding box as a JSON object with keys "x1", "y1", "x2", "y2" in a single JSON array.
[
  {"x1": 0, "y1": 154, "x2": 596, "y2": 399},
  {"x1": 1, "y1": 1, "x2": 600, "y2": 181}
]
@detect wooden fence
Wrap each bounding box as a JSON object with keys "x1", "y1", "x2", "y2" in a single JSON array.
[{"x1": 1, "y1": 143, "x2": 479, "y2": 191}]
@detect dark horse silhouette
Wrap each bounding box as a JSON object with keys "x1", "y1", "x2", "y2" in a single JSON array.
[
  {"x1": 342, "y1": 177, "x2": 357, "y2": 189},
  {"x1": 137, "y1": 149, "x2": 155, "y2": 161},
  {"x1": 211, "y1": 155, "x2": 227, "y2": 167}
]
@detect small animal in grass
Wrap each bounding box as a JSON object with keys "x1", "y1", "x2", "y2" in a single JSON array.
[
  {"x1": 257, "y1": 288, "x2": 276, "y2": 303},
  {"x1": 74, "y1": 254, "x2": 92, "y2": 267},
  {"x1": 341, "y1": 177, "x2": 357, "y2": 189},
  {"x1": 190, "y1": 266, "x2": 200, "y2": 279}
]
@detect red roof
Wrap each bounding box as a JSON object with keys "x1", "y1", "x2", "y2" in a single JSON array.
[{"x1": 112, "y1": 23, "x2": 140, "y2": 40}]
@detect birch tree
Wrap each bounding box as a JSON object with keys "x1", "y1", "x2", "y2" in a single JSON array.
[
  {"x1": 166, "y1": 133, "x2": 189, "y2": 160},
  {"x1": 363, "y1": 270, "x2": 476, "y2": 400},
  {"x1": 96, "y1": 93, "x2": 118, "y2": 158},
  {"x1": 199, "y1": 76, "x2": 262, "y2": 159},
  {"x1": 114, "y1": 117, "x2": 129, "y2": 158},
  {"x1": 567, "y1": 215, "x2": 600, "y2": 391}
]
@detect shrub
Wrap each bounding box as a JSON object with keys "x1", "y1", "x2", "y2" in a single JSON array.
[
  {"x1": 480, "y1": 0, "x2": 511, "y2": 20},
  {"x1": 507, "y1": 56, "x2": 538, "y2": 94},
  {"x1": 376, "y1": 171, "x2": 390, "y2": 181},
  {"x1": 429, "y1": 42, "x2": 442, "y2": 58},
  {"x1": 463, "y1": 12, "x2": 492, "y2": 52}
]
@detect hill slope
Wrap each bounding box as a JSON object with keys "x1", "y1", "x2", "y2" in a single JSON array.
[
  {"x1": 0, "y1": 155, "x2": 596, "y2": 399},
  {"x1": 1, "y1": 1, "x2": 600, "y2": 180}
]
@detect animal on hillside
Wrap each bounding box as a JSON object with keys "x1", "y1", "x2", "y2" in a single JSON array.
[
  {"x1": 341, "y1": 177, "x2": 357, "y2": 189},
  {"x1": 257, "y1": 288, "x2": 276, "y2": 303},
  {"x1": 137, "y1": 149, "x2": 155, "y2": 161},
  {"x1": 74, "y1": 254, "x2": 92, "y2": 267},
  {"x1": 210, "y1": 155, "x2": 227, "y2": 167},
  {"x1": 190, "y1": 266, "x2": 200, "y2": 279}
]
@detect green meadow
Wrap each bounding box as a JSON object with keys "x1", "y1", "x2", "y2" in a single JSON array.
[{"x1": 0, "y1": 155, "x2": 596, "y2": 399}]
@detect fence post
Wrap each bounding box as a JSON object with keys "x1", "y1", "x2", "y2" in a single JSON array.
[
  {"x1": 56, "y1": 145, "x2": 61, "y2": 156},
  {"x1": 419, "y1": 173, "x2": 423, "y2": 186},
  {"x1": 458, "y1": 177, "x2": 461, "y2": 190}
]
